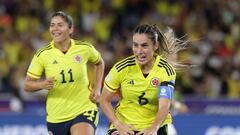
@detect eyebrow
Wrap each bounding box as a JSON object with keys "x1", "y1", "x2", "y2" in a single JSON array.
[
  {"x1": 133, "y1": 41, "x2": 148, "y2": 46},
  {"x1": 50, "y1": 22, "x2": 65, "y2": 26}
]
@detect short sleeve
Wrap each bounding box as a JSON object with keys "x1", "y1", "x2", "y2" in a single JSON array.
[
  {"x1": 88, "y1": 45, "x2": 101, "y2": 64},
  {"x1": 158, "y1": 65, "x2": 176, "y2": 99},
  {"x1": 104, "y1": 66, "x2": 122, "y2": 93},
  {"x1": 27, "y1": 55, "x2": 44, "y2": 79}
]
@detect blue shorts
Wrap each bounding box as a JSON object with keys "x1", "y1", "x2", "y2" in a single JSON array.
[
  {"x1": 107, "y1": 124, "x2": 168, "y2": 135},
  {"x1": 47, "y1": 110, "x2": 99, "y2": 135}
]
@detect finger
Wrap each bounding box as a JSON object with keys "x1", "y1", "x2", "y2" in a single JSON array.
[
  {"x1": 89, "y1": 94, "x2": 93, "y2": 99},
  {"x1": 47, "y1": 82, "x2": 54, "y2": 87},
  {"x1": 93, "y1": 96, "x2": 99, "y2": 103},
  {"x1": 47, "y1": 82, "x2": 54, "y2": 86},
  {"x1": 136, "y1": 131, "x2": 143, "y2": 135},
  {"x1": 90, "y1": 92, "x2": 95, "y2": 99},
  {"x1": 127, "y1": 130, "x2": 135, "y2": 135},
  {"x1": 89, "y1": 95, "x2": 96, "y2": 103},
  {"x1": 48, "y1": 83, "x2": 54, "y2": 88},
  {"x1": 46, "y1": 86, "x2": 53, "y2": 90},
  {"x1": 92, "y1": 96, "x2": 98, "y2": 102},
  {"x1": 47, "y1": 77, "x2": 55, "y2": 82},
  {"x1": 128, "y1": 125, "x2": 137, "y2": 131}
]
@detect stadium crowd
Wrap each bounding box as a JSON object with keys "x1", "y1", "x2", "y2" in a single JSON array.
[{"x1": 0, "y1": 0, "x2": 239, "y2": 112}]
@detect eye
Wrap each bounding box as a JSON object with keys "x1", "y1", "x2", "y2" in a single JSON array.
[
  {"x1": 133, "y1": 42, "x2": 138, "y2": 47},
  {"x1": 50, "y1": 23, "x2": 55, "y2": 27},
  {"x1": 141, "y1": 43, "x2": 148, "y2": 48},
  {"x1": 58, "y1": 23, "x2": 64, "y2": 27}
]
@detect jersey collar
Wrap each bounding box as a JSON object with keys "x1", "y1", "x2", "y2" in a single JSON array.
[{"x1": 50, "y1": 39, "x2": 74, "y2": 55}]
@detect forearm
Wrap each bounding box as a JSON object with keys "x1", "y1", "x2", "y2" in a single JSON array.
[
  {"x1": 93, "y1": 58, "x2": 104, "y2": 90},
  {"x1": 151, "y1": 99, "x2": 171, "y2": 130},
  {"x1": 100, "y1": 87, "x2": 118, "y2": 125},
  {"x1": 24, "y1": 80, "x2": 43, "y2": 92},
  {"x1": 100, "y1": 95, "x2": 119, "y2": 125},
  {"x1": 24, "y1": 76, "x2": 54, "y2": 92}
]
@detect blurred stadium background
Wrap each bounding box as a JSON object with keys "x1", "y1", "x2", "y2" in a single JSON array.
[{"x1": 0, "y1": 0, "x2": 240, "y2": 135}]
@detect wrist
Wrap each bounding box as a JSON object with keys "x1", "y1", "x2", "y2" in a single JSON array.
[
  {"x1": 151, "y1": 124, "x2": 160, "y2": 131},
  {"x1": 38, "y1": 81, "x2": 45, "y2": 90},
  {"x1": 113, "y1": 119, "x2": 120, "y2": 127}
]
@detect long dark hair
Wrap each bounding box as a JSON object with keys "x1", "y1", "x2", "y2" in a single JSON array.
[{"x1": 51, "y1": 11, "x2": 74, "y2": 29}]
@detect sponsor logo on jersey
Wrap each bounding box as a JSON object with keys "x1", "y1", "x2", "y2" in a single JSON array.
[
  {"x1": 151, "y1": 77, "x2": 159, "y2": 87},
  {"x1": 128, "y1": 80, "x2": 134, "y2": 85},
  {"x1": 52, "y1": 60, "x2": 58, "y2": 64}
]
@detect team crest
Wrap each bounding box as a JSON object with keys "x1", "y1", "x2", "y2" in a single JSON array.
[
  {"x1": 151, "y1": 77, "x2": 159, "y2": 87},
  {"x1": 74, "y1": 55, "x2": 81, "y2": 63}
]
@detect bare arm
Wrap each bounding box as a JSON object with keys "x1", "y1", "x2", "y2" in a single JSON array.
[
  {"x1": 90, "y1": 57, "x2": 105, "y2": 103},
  {"x1": 137, "y1": 98, "x2": 171, "y2": 135},
  {"x1": 100, "y1": 87, "x2": 118, "y2": 124},
  {"x1": 100, "y1": 87, "x2": 135, "y2": 135},
  {"x1": 24, "y1": 75, "x2": 55, "y2": 92},
  {"x1": 151, "y1": 98, "x2": 171, "y2": 130}
]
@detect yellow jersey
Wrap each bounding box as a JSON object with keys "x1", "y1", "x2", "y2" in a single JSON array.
[
  {"x1": 104, "y1": 55, "x2": 176, "y2": 130},
  {"x1": 27, "y1": 39, "x2": 100, "y2": 123}
]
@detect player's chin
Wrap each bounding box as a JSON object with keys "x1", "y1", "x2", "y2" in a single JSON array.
[{"x1": 136, "y1": 60, "x2": 147, "y2": 65}]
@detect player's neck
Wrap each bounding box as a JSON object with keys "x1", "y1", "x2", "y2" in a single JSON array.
[
  {"x1": 54, "y1": 39, "x2": 71, "y2": 53},
  {"x1": 140, "y1": 57, "x2": 155, "y2": 74}
]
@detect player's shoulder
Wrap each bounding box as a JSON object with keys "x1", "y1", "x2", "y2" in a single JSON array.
[
  {"x1": 35, "y1": 42, "x2": 52, "y2": 57},
  {"x1": 73, "y1": 40, "x2": 94, "y2": 48},
  {"x1": 113, "y1": 55, "x2": 136, "y2": 72},
  {"x1": 156, "y1": 56, "x2": 176, "y2": 76}
]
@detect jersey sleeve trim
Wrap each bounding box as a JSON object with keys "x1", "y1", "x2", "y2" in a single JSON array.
[
  {"x1": 74, "y1": 40, "x2": 93, "y2": 47},
  {"x1": 114, "y1": 56, "x2": 136, "y2": 72},
  {"x1": 27, "y1": 71, "x2": 41, "y2": 79},
  {"x1": 35, "y1": 43, "x2": 52, "y2": 57},
  {"x1": 104, "y1": 82, "x2": 118, "y2": 93},
  {"x1": 91, "y1": 53, "x2": 100, "y2": 64},
  {"x1": 157, "y1": 58, "x2": 175, "y2": 76}
]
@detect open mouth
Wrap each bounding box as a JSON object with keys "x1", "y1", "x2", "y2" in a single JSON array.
[
  {"x1": 136, "y1": 56, "x2": 146, "y2": 62},
  {"x1": 52, "y1": 32, "x2": 62, "y2": 39}
]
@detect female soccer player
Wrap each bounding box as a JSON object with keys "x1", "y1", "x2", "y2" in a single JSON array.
[
  {"x1": 24, "y1": 11, "x2": 104, "y2": 135},
  {"x1": 100, "y1": 24, "x2": 188, "y2": 135}
]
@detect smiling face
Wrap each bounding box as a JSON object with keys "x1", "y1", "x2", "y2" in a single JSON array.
[
  {"x1": 132, "y1": 33, "x2": 158, "y2": 67},
  {"x1": 49, "y1": 16, "x2": 73, "y2": 44}
]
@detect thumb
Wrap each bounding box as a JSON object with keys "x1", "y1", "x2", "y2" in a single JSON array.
[
  {"x1": 129, "y1": 125, "x2": 136, "y2": 131},
  {"x1": 47, "y1": 77, "x2": 55, "y2": 81}
]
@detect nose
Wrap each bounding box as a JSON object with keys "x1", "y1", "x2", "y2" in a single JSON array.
[
  {"x1": 135, "y1": 47, "x2": 143, "y2": 54},
  {"x1": 50, "y1": 25, "x2": 59, "y2": 31},
  {"x1": 52, "y1": 25, "x2": 58, "y2": 30}
]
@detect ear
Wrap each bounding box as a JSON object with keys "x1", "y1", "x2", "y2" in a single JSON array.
[
  {"x1": 69, "y1": 27, "x2": 74, "y2": 36},
  {"x1": 154, "y1": 44, "x2": 159, "y2": 51}
]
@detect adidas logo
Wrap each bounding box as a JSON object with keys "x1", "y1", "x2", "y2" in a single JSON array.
[
  {"x1": 128, "y1": 80, "x2": 134, "y2": 85},
  {"x1": 52, "y1": 60, "x2": 58, "y2": 64}
]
